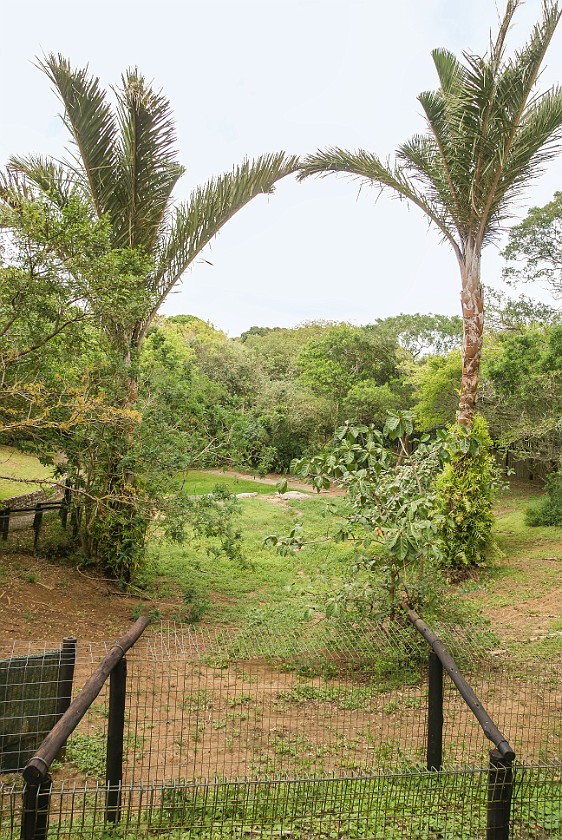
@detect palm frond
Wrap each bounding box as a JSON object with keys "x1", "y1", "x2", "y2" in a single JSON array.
[
  {"x1": 6, "y1": 155, "x2": 75, "y2": 208},
  {"x1": 475, "y1": 0, "x2": 562, "y2": 241},
  {"x1": 430, "y1": 49, "x2": 464, "y2": 95},
  {"x1": 37, "y1": 53, "x2": 119, "y2": 217},
  {"x1": 145, "y1": 152, "x2": 300, "y2": 332},
  {"x1": 483, "y1": 87, "x2": 562, "y2": 240},
  {"x1": 113, "y1": 69, "x2": 184, "y2": 251},
  {"x1": 300, "y1": 147, "x2": 461, "y2": 255}
]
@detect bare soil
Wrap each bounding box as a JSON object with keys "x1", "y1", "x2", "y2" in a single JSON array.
[{"x1": 0, "y1": 552, "x2": 144, "y2": 641}]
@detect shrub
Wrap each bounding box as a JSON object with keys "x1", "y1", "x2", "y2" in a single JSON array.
[
  {"x1": 526, "y1": 471, "x2": 562, "y2": 526},
  {"x1": 435, "y1": 416, "x2": 501, "y2": 570}
]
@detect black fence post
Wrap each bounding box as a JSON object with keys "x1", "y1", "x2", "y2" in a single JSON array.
[
  {"x1": 32, "y1": 504, "x2": 43, "y2": 552},
  {"x1": 56, "y1": 637, "x2": 76, "y2": 716},
  {"x1": 20, "y1": 777, "x2": 52, "y2": 840},
  {"x1": 427, "y1": 649, "x2": 444, "y2": 770},
  {"x1": 105, "y1": 657, "x2": 127, "y2": 823},
  {"x1": 487, "y1": 749, "x2": 513, "y2": 840},
  {"x1": 55, "y1": 637, "x2": 76, "y2": 761},
  {"x1": 0, "y1": 507, "x2": 9, "y2": 540}
]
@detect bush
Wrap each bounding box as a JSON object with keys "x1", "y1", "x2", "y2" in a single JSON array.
[
  {"x1": 526, "y1": 471, "x2": 562, "y2": 526},
  {"x1": 435, "y1": 416, "x2": 501, "y2": 570}
]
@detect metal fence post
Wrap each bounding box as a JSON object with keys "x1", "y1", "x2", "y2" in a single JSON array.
[
  {"x1": 426, "y1": 649, "x2": 443, "y2": 770},
  {"x1": 487, "y1": 748, "x2": 513, "y2": 840},
  {"x1": 105, "y1": 657, "x2": 127, "y2": 823},
  {"x1": 20, "y1": 778, "x2": 52, "y2": 840}
]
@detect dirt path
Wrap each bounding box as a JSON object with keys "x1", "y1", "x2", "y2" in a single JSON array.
[{"x1": 203, "y1": 468, "x2": 344, "y2": 495}]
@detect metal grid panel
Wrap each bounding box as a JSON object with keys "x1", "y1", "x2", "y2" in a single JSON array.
[{"x1": 1, "y1": 765, "x2": 560, "y2": 839}]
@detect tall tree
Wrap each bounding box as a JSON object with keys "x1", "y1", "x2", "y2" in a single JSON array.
[
  {"x1": 502, "y1": 191, "x2": 562, "y2": 298},
  {"x1": 299, "y1": 0, "x2": 562, "y2": 426},
  {"x1": 1, "y1": 55, "x2": 298, "y2": 575}
]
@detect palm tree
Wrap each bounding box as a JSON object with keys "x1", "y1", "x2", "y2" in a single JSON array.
[
  {"x1": 7, "y1": 54, "x2": 298, "y2": 368},
  {"x1": 2, "y1": 54, "x2": 299, "y2": 574},
  {"x1": 299, "y1": 0, "x2": 562, "y2": 426}
]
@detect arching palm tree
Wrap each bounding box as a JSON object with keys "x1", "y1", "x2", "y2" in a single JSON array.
[
  {"x1": 300, "y1": 0, "x2": 562, "y2": 426},
  {"x1": 2, "y1": 54, "x2": 299, "y2": 575},
  {"x1": 6, "y1": 54, "x2": 298, "y2": 365}
]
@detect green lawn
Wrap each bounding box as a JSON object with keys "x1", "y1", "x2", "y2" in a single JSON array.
[
  {"x1": 146, "y1": 493, "x2": 352, "y2": 626},
  {"x1": 177, "y1": 470, "x2": 291, "y2": 496},
  {"x1": 0, "y1": 446, "x2": 54, "y2": 500}
]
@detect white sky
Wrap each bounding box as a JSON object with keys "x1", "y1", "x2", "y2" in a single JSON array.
[{"x1": 2, "y1": 0, "x2": 562, "y2": 336}]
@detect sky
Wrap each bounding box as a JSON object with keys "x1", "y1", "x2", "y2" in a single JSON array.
[{"x1": 2, "y1": 0, "x2": 562, "y2": 336}]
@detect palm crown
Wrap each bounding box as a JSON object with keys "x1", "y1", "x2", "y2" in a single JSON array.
[
  {"x1": 5, "y1": 53, "x2": 299, "y2": 349},
  {"x1": 300, "y1": 1, "x2": 562, "y2": 423}
]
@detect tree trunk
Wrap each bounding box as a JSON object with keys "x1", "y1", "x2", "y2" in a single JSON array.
[{"x1": 458, "y1": 246, "x2": 484, "y2": 427}]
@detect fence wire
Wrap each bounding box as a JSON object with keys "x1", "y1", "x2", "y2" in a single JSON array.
[
  {"x1": 1, "y1": 764, "x2": 561, "y2": 839},
  {"x1": 0, "y1": 621, "x2": 560, "y2": 838}
]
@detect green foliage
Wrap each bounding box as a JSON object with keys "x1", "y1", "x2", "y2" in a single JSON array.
[
  {"x1": 296, "y1": 323, "x2": 400, "y2": 416},
  {"x1": 164, "y1": 485, "x2": 245, "y2": 566},
  {"x1": 503, "y1": 190, "x2": 562, "y2": 299},
  {"x1": 526, "y1": 471, "x2": 562, "y2": 526},
  {"x1": 408, "y1": 350, "x2": 462, "y2": 431},
  {"x1": 372, "y1": 313, "x2": 463, "y2": 358},
  {"x1": 482, "y1": 323, "x2": 562, "y2": 466},
  {"x1": 435, "y1": 416, "x2": 501, "y2": 570},
  {"x1": 280, "y1": 413, "x2": 450, "y2": 615},
  {"x1": 341, "y1": 381, "x2": 401, "y2": 426}
]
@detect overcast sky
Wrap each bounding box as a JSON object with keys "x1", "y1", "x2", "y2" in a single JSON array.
[{"x1": 2, "y1": 0, "x2": 562, "y2": 336}]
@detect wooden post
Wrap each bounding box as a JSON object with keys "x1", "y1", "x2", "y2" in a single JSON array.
[
  {"x1": 56, "y1": 637, "x2": 76, "y2": 715},
  {"x1": 487, "y1": 749, "x2": 513, "y2": 840},
  {"x1": 105, "y1": 657, "x2": 127, "y2": 823},
  {"x1": 59, "y1": 485, "x2": 72, "y2": 530},
  {"x1": 0, "y1": 507, "x2": 9, "y2": 540},
  {"x1": 55, "y1": 637, "x2": 76, "y2": 761},
  {"x1": 32, "y1": 504, "x2": 43, "y2": 552},
  {"x1": 20, "y1": 778, "x2": 52, "y2": 840},
  {"x1": 23, "y1": 616, "x2": 149, "y2": 786},
  {"x1": 426, "y1": 650, "x2": 443, "y2": 770}
]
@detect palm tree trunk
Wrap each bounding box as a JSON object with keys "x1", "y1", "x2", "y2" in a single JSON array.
[{"x1": 458, "y1": 245, "x2": 484, "y2": 426}]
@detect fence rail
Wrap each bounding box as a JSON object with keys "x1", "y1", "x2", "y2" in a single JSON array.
[
  {"x1": 0, "y1": 485, "x2": 71, "y2": 551},
  {"x1": 403, "y1": 603, "x2": 516, "y2": 839},
  {"x1": 0, "y1": 616, "x2": 560, "y2": 839}
]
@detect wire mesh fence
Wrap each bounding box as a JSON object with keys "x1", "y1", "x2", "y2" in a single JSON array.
[
  {"x1": 1, "y1": 764, "x2": 561, "y2": 839},
  {"x1": 1, "y1": 620, "x2": 561, "y2": 838}
]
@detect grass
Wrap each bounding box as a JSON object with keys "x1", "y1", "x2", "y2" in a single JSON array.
[
  {"x1": 147, "y1": 477, "x2": 562, "y2": 642},
  {"x1": 176, "y1": 469, "x2": 307, "y2": 496},
  {"x1": 1, "y1": 767, "x2": 560, "y2": 839},
  {"x1": 464, "y1": 483, "x2": 562, "y2": 608},
  {"x1": 0, "y1": 445, "x2": 54, "y2": 500},
  {"x1": 1, "y1": 480, "x2": 561, "y2": 840},
  {"x1": 147, "y1": 494, "x2": 353, "y2": 626}
]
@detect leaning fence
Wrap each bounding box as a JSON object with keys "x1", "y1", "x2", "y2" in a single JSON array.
[{"x1": 1, "y1": 615, "x2": 561, "y2": 838}]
